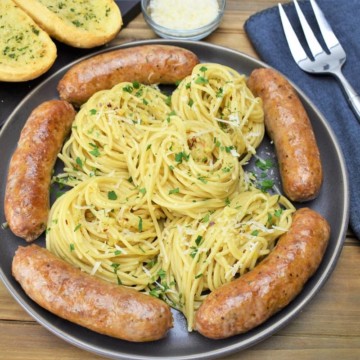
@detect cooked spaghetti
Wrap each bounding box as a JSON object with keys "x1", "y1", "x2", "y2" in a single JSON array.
[
  {"x1": 158, "y1": 189, "x2": 295, "y2": 330},
  {"x1": 57, "y1": 82, "x2": 172, "y2": 186},
  {"x1": 46, "y1": 175, "x2": 165, "y2": 290},
  {"x1": 127, "y1": 114, "x2": 243, "y2": 218},
  {"x1": 171, "y1": 63, "x2": 265, "y2": 164},
  {"x1": 47, "y1": 62, "x2": 296, "y2": 333}
]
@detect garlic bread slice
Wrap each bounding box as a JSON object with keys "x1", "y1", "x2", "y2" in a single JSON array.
[
  {"x1": 0, "y1": 0, "x2": 57, "y2": 82},
  {"x1": 13, "y1": 0, "x2": 123, "y2": 48}
]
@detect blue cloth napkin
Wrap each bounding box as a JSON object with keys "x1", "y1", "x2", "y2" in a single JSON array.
[{"x1": 244, "y1": 0, "x2": 360, "y2": 239}]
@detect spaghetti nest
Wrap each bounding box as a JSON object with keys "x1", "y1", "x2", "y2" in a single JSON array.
[
  {"x1": 127, "y1": 115, "x2": 244, "y2": 218},
  {"x1": 171, "y1": 63, "x2": 265, "y2": 164},
  {"x1": 46, "y1": 176, "x2": 165, "y2": 291},
  {"x1": 47, "y1": 63, "x2": 296, "y2": 333},
  {"x1": 159, "y1": 189, "x2": 294, "y2": 331},
  {"x1": 57, "y1": 82, "x2": 172, "y2": 186}
]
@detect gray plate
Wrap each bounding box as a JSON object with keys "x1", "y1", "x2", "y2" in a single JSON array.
[{"x1": 0, "y1": 39, "x2": 349, "y2": 360}]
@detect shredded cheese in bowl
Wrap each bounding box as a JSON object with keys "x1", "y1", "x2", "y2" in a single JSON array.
[{"x1": 148, "y1": 0, "x2": 219, "y2": 30}]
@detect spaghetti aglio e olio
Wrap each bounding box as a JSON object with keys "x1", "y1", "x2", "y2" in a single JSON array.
[
  {"x1": 171, "y1": 63, "x2": 265, "y2": 164},
  {"x1": 47, "y1": 63, "x2": 296, "y2": 332},
  {"x1": 158, "y1": 189, "x2": 295, "y2": 331},
  {"x1": 56, "y1": 82, "x2": 172, "y2": 186},
  {"x1": 127, "y1": 114, "x2": 244, "y2": 218},
  {"x1": 46, "y1": 175, "x2": 165, "y2": 290}
]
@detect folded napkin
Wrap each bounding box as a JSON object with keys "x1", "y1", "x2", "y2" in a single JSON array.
[{"x1": 244, "y1": 0, "x2": 360, "y2": 239}]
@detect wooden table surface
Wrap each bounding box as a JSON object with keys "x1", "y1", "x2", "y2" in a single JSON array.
[{"x1": 1, "y1": 1, "x2": 359, "y2": 359}]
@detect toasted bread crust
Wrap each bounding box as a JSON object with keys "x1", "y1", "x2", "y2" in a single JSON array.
[
  {"x1": 13, "y1": 0, "x2": 122, "y2": 48},
  {"x1": 0, "y1": 0, "x2": 57, "y2": 82}
]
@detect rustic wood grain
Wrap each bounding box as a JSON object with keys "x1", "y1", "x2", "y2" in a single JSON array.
[{"x1": 1, "y1": 1, "x2": 359, "y2": 359}]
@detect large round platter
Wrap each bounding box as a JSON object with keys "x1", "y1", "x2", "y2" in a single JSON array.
[{"x1": 0, "y1": 39, "x2": 349, "y2": 360}]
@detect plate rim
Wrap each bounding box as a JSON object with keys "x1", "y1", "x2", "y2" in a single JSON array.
[{"x1": 0, "y1": 38, "x2": 350, "y2": 360}]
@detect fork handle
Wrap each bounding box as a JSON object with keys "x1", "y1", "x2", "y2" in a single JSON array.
[{"x1": 333, "y1": 70, "x2": 360, "y2": 123}]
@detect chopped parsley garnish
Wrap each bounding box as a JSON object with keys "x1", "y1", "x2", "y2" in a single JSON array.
[
  {"x1": 157, "y1": 269, "x2": 166, "y2": 279},
  {"x1": 195, "y1": 76, "x2": 209, "y2": 85},
  {"x1": 31, "y1": 26, "x2": 40, "y2": 35},
  {"x1": 138, "y1": 216, "x2": 143, "y2": 232},
  {"x1": 123, "y1": 85, "x2": 133, "y2": 93},
  {"x1": 135, "y1": 88, "x2": 143, "y2": 97},
  {"x1": 89, "y1": 143, "x2": 100, "y2": 157},
  {"x1": 216, "y1": 87, "x2": 224, "y2": 97},
  {"x1": 195, "y1": 235, "x2": 203, "y2": 246},
  {"x1": 72, "y1": 20, "x2": 82, "y2": 27},
  {"x1": 225, "y1": 145, "x2": 235, "y2": 153},
  {"x1": 169, "y1": 187, "x2": 179, "y2": 195},
  {"x1": 111, "y1": 263, "x2": 120, "y2": 271},
  {"x1": 190, "y1": 246, "x2": 198, "y2": 259},
  {"x1": 149, "y1": 288, "x2": 161, "y2": 298},
  {"x1": 132, "y1": 81, "x2": 140, "y2": 89},
  {"x1": 190, "y1": 235, "x2": 203, "y2": 259},
  {"x1": 167, "y1": 110, "x2": 176, "y2": 123},
  {"x1": 75, "y1": 157, "x2": 83, "y2": 168},
  {"x1": 108, "y1": 190, "x2": 117, "y2": 200},
  {"x1": 175, "y1": 151, "x2": 190, "y2": 164},
  {"x1": 275, "y1": 208, "x2": 283, "y2": 217},
  {"x1": 201, "y1": 213, "x2": 211, "y2": 223},
  {"x1": 197, "y1": 176, "x2": 208, "y2": 184},
  {"x1": 255, "y1": 158, "x2": 274, "y2": 171},
  {"x1": 260, "y1": 179, "x2": 274, "y2": 192}
]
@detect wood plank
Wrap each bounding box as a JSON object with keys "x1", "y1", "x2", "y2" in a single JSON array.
[
  {"x1": 0, "y1": 322, "x2": 103, "y2": 360},
  {"x1": 0, "y1": 321, "x2": 359, "y2": 360},
  {"x1": 1, "y1": 245, "x2": 359, "y2": 358}
]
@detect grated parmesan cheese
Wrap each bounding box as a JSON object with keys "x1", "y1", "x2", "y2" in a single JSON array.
[
  {"x1": 90, "y1": 261, "x2": 101, "y2": 275},
  {"x1": 149, "y1": 0, "x2": 219, "y2": 30}
]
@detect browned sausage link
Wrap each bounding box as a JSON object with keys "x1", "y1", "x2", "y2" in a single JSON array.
[
  {"x1": 247, "y1": 68, "x2": 323, "y2": 202},
  {"x1": 195, "y1": 208, "x2": 330, "y2": 339},
  {"x1": 4, "y1": 100, "x2": 76, "y2": 242},
  {"x1": 12, "y1": 245, "x2": 173, "y2": 342},
  {"x1": 57, "y1": 45, "x2": 200, "y2": 106}
]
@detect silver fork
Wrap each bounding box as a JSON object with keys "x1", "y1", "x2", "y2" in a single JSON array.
[{"x1": 278, "y1": 0, "x2": 360, "y2": 122}]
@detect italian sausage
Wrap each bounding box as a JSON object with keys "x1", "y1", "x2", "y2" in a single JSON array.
[
  {"x1": 12, "y1": 244, "x2": 173, "y2": 342},
  {"x1": 4, "y1": 100, "x2": 76, "y2": 242},
  {"x1": 57, "y1": 44, "x2": 200, "y2": 106},
  {"x1": 247, "y1": 68, "x2": 323, "y2": 202},
  {"x1": 195, "y1": 207, "x2": 330, "y2": 339}
]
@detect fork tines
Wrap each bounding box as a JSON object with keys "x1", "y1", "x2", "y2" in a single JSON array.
[
  {"x1": 278, "y1": 0, "x2": 360, "y2": 122},
  {"x1": 278, "y1": 0, "x2": 344, "y2": 65}
]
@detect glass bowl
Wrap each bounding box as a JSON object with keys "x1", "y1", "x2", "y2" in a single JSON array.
[{"x1": 141, "y1": 0, "x2": 226, "y2": 41}]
